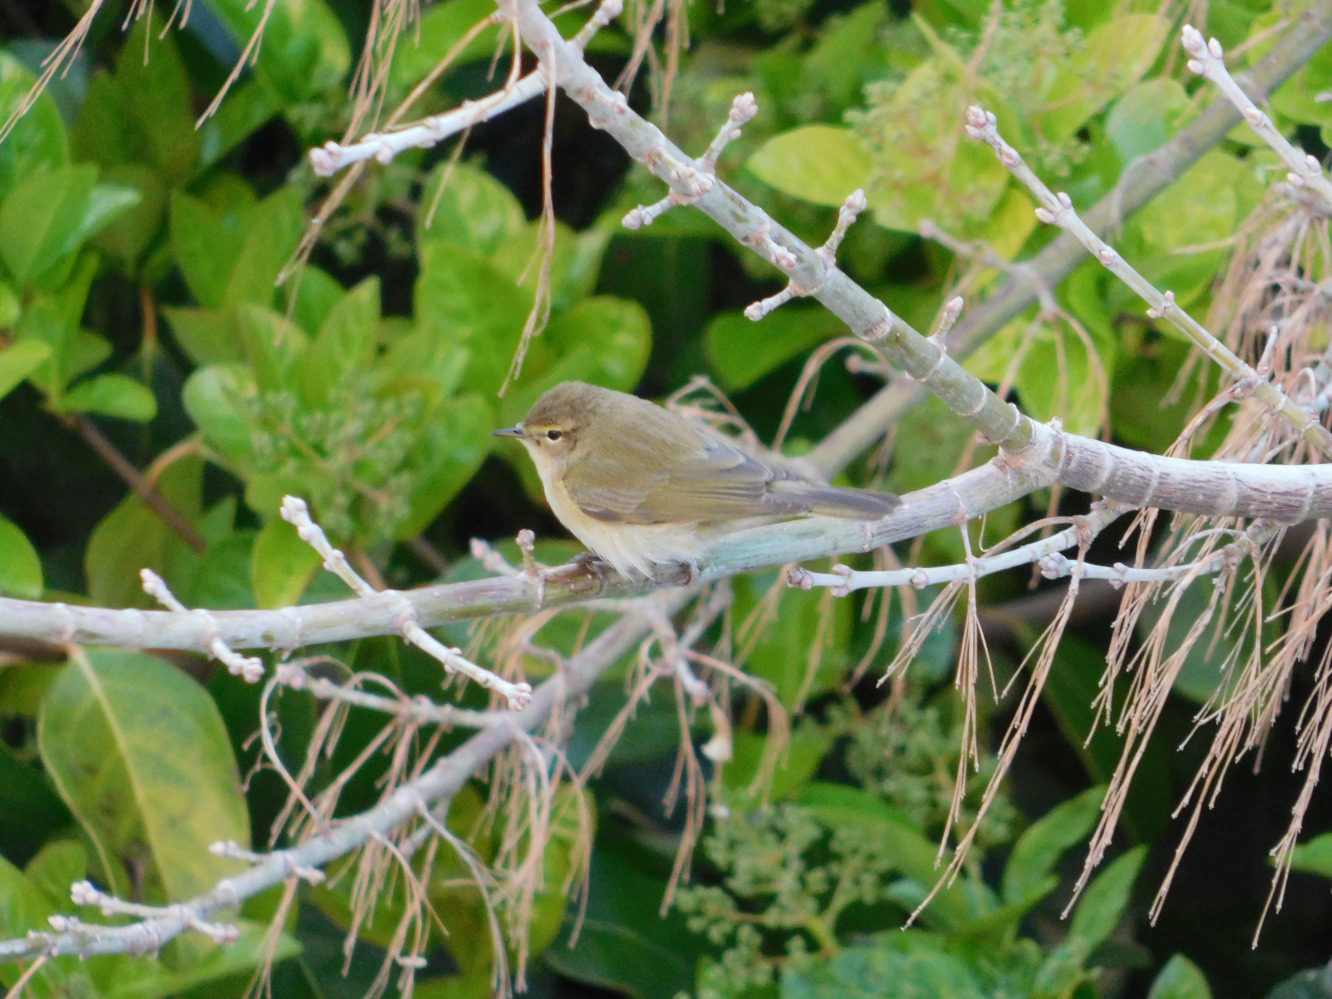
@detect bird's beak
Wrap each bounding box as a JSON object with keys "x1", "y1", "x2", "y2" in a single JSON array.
[{"x1": 491, "y1": 426, "x2": 526, "y2": 439}]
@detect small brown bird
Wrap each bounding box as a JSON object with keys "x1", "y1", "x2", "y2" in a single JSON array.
[{"x1": 492, "y1": 381, "x2": 900, "y2": 579}]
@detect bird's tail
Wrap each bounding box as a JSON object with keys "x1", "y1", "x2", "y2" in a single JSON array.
[{"x1": 771, "y1": 481, "x2": 901, "y2": 519}]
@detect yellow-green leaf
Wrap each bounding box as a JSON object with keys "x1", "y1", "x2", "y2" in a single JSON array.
[
  {"x1": 252, "y1": 517, "x2": 322, "y2": 609},
  {"x1": 38, "y1": 648, "x2": 249, "y2": 903},
  {"x1": 0, "y1": 514, "x2": 42, "y2": 598},
  {"x1": 747, "y1": 125, "x2": 873, "y2": 208}
]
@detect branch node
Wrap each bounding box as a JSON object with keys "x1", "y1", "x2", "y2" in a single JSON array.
[
  {"x1": 699, "y1": 92, "x2": 759, "y2": 173},
  {"x1": 928, "y1": 296, "x2": 964, "y2": 349},
  {"x1": 283, "y1": 495, "x2": 531, "y2": 708},
  {"x1": 1038, "y1": 553, "x2": 1067, "y2": 579},
  {"x1": 1146, "y1": 289, "x2": 1177, "y2": 319},
  {"x1": 745, "y1": 188, "x2": 867, "y2": 319},
  {"x1": 141, "y1": 568, "x2": 265, "y2": 682},
  {"x1": 571, "y1": 0, "x2": 624, "y2": 49},
  {"x1": 786, "y1": 566, "x2": 814, "y2": 590}
]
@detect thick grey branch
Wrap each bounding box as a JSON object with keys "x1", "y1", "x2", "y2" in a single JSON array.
[{"x1": 2, "y1": 428, "x2": 1330, "y2": 655}]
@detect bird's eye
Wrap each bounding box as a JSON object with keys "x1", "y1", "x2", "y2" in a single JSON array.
[{"x1": 546, "y1": 430, "x2": 563, "y2": 442}]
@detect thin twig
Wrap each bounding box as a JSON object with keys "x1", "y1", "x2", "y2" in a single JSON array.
[{"x1": 61, "y1": 414, "x2": 206, "y2": 553}]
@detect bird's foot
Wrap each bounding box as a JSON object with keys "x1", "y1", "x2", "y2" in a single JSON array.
[
  {"x1": 567, "y1": 550, "x2": 617, "y2": 580},
  {"x1": 650, "y1": 556, "x2": 703, "y2": 586},
  {"x1": 666, "y1": 558, "x2": 701, "y2": 586}
]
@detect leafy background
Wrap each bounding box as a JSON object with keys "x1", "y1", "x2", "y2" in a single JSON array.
[{"x1": 1, "y1": 0, "x2": 1332, "y2": 997}]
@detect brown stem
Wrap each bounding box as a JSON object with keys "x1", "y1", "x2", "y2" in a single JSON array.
[
  {"x1": 406, "y1": 535, "x2": 449, "y2": 574},
  {"x1": 62, "y1": 414, "x2": 207, "y2": 554}
]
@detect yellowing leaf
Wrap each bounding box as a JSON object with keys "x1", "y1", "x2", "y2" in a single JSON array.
[{"x1": 38, "y1": 649, "x2": 249, "y2": 903}]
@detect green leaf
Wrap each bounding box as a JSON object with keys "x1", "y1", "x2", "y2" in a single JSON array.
[
  {"x1": 1109, "y1": 328, "x2": 1208, "y2": 456},
  {"x1": 170, "y1": 192, "x2": 245, "y2": 310},
  {"x1": 236, "y1": 303, "x2": 307, "y2": 391},
  {"x1": 725, "y1": 720, "x2": 834, "y2": 802},
  {"x1": 497, "y1": 296, "x2": 653, "y2": 427},
  {"x1": 0, "y1": 164, "x2": 139, "y2": 287},
  {"x1": 1289, "y1": 831, "x2": 1332, "y2": 878},
  {"x1": 38, "y1": 648, "x2": 249, "y2": 903},
  {"x1": 782, "y1": 933, "x2": 987, "y2": 999},
  {"x1": 310, "y1": 783, "x2": 585, "y2": 986},
  {"x1": 182, "y1": 363, "x2": 259, "y2": 464},
  {"x1": 489, "y1": 217, "x2": 615, "y2": 315},
  {"x1": 0, "y1": 853, "x2": 98, "y2": 998},
  {"x1": 880, "y1": 400, "x2": 961, "y2": 547},
  {"x1": 1038, "y1": 635, "x2": 1172, "y2": 842},
  {"x1": 1135, "y1": 580, "x2": 1254, "y2": 705},
  {"x1": 417, "y1": 161, "x2": 527, "y2": 258},
  {"x1": 1029, "y1": 935, "x2": 1093, "y2": 997},
  {"x1": 545, "y1": 836, "x2": 703, "y2": 999},
  {"x1": 1034, "y1": 15, "x2": 1171, "y2": 143},
  {"x1": 91, "y1": 163, "x2": 169, "y2": 268},
  {"x1": 252, "y1": 518, "x2": 322, "y2": 608},
  {"x1": 289, "y1": 263, "x2": 346, "y2": 339},
  {"x1": 802, "y1": 2, "x2": 893, "y2": 112},
  {"x1": 390, "y1": 0, "x2": 505, "y2": 90},
  {"x1": 706, "y1": 305, "x2": 844, "y2": 390},
  {"x1": 57, "y1": 373, "x2": 158, "y2": 422},
  {"x1": 300, "y1": 276, "x2": 381, "y2": 407},
  {"x1": 747, "y1": 125, "x2": 873, "y2": 207},
  {"x1": 0, "y1": 53, "x2": 69, "y2": 198},
  {"x1": 414, "y1": 243, "x2": 533, "y2": 397},
  {"x1": 526, "y1": 786, "x2": 591, "y2": 960},
  {"x1": 732, "y1": 571, "x2": 853, "y2": 708},
  {"x1": 110, "y1": 15, "x2": 200, "y2": 182},
  {"x1": 374, "y1": 320, "x2": 467, "y2": 398},
  {"x1": 84, "y1": 457, "x2": 204, "y2": 609},
  {"x1": 1138, "y1": 148, "x2": 1252, "y2": 243},
  {"x1": 853, "y1": 60, "x2": 1011, "y2": 234},
  {"x1": 1002, "y1": 785, "x2": 1102, "y2": 907},
  {"x1": 71, "y1": 14, "x2": 199, "y2": 184},
  {"x1": 163, "y1": 307, "x2": 245, "y2": 367},
  {"x1": 1263, "y1": 966, "x2": 1332, "y2": 999},
  {"x1": 0, "y1": 660, "x2": 62, "y2": 719},
  {"x1": 1125, "y1": 151, "x2": 1262, "y2": 310},
  {"x1": 0, "y1": 514, "x2": 42, "y2": 598},
  {"x1": 1147, "y1": 955, "x2": 1212, "y2": 999},
  {"x1": 0, "y1": 743, "x2": 70, "y2": 865},
  {"x1": 22, "y1": 841, "x2": 87, "y2": 912},
  {"x1": 1067, "y1": 845, "x2": 1147, "y2": 949},
  {"x1": 797, "y1": 782, "x2": 984, "y2": 929},
  {"x1": 202, "y1": 0, "x2": 351, "y2": 112},
  {"x1": 198, "y1": 81, "x2": 280, "y2": 169},
  {"x1": 224, "y1": 188, "x2": 305, "y2": 311},
  {"x1": 15, "y1": 255, "x2": 105, "y2": 399},
  {"x1": 61, "y1": 332, "x2": 115, "y2": 392},
  {"x1": 1107, "y1": 79, "x2": 1191, "y2": 164},
  {"x1": 169, "y1": 188, "x2": 304, "y2": 312},
  {"x1": 179, "y1": 529, "x2": 256, "y2": 612},
  {"x1": 0, "y1": 279, "x2": 16, "y2": 327},
  {"x1": 965, "y1": 284, "x2": 1112, "y2": 439},
  {"x1": 396, "y1": 392, "x2": 495, "y2": 539},
  {"x1": 0, "y1": 338, "x2": 52, "y2": 401}
]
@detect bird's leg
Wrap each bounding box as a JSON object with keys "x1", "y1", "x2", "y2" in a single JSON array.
[
  {"x1": 569, "y1": 550, "x2": 615, "y2": 575},
  {"x1": 668, "y1": 558, "x2": 701, "y2": 586}
]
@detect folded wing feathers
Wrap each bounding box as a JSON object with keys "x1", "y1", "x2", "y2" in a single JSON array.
[{"x1": 569, "y1": 430, "x2": 897, "y2": 524}]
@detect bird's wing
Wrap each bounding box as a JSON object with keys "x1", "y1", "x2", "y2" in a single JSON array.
[{"x1": 565, "y1": 431, "x2": 809, "y2": 524}]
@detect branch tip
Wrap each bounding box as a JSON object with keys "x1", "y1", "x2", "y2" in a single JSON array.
[{"x1": 141, "y1": 568, "x2": 264, "y2": 682}]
